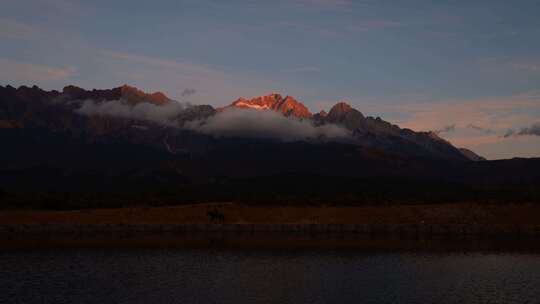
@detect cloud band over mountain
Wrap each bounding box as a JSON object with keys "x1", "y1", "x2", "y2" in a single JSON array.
[
  {"x1": 75, "y1": 98, "x2": 351, "y2": 142},
  {"x1": 187, "y1": 108, "x2": 350, "y2": 141},
  {"x1": 75, "y1": 99, "x2": 189, "y2": 127}
]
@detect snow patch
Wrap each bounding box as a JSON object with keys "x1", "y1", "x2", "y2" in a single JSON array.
[{"x1": 234, "y1": 101, "x2": 271, "y2": 110}]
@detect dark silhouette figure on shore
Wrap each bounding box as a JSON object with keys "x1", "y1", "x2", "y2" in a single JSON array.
[{"x1": 207, "y1": 209, "x2": 225, "y2": 222}]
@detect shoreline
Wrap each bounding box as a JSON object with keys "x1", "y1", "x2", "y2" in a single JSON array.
[
  {"x1": 3, "y1": 227, "x2": 540, "y2": 252},
  {"x1": 3, "y1": 203, "x2": 540, "y2": 249},
  {"x1": 2, "y1": 222, "x2": 540, "y2": 251},
  {"x1": 2, "y1": 222, "x2": 540, "y2": 236}
]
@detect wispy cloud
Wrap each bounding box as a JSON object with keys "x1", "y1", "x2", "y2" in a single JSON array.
[
  {"x1": 420, "y1": 30, "x2": 456, "y2": 39},
  {"x1": 42, "y1": 0, "x2": 80, "y2": 13},
  {"x1": 432, "y1": 124, "x2": 456, "y2": 135},
  {"x1": 466, "y1": 124, "x2": 495, "y2": 134},
  {"x1": 293, "y1": 0, "x2": 352, "y2": 9},
  {"x1": 0, "y1": 58, "x2": 76, "y2": 82},
  {"x1": 504, "y1": 123, "x2": 540, "y2": 138},
  {"x1": 0, "y1": 17, "x2": 84, "y2": 45},
  {"x1": 350, "y1": 92, "x2": 540, "y2": 159},
  {"x1": 302, "y1": 0, "x2": 351, "y2": 5},
  {"x1": 248, "y1": 18, "x2": 403, "y2": 40},
  {"x1": 98, "y1": 50, "x2": 280, "y2": 105},
  {"x1": 10, "y1": 0, "x2": 83, "y2": 15},
  {"x1": 260, "y1": 20, "x2": 342, "y2": 38},
  {"x1": 102, "y1": 50, "x2": 222, "y2": 76},
  {"x1": 510, "y1": 63, "x2": 540, "y2": 73},
  {"x1": 181, "y1": 88, "x2": 197, "y2": 97},
  {"x1": 389, "y1": 93, "x2": 540, "y2": 134},
  {"x1": 347, "y1": 20, "x2": 404, "y2": 33},
  {"x1": 280, "y1": 66, "x2": 320, "y2": 73},
  {"x1": 429, "y1": 13, "x2": 465, "y2": 26},
  {"x1": 0, "y1": 18, "x2": 44, "y2": 40},
  {"x1": 479, "y1": 57, "x2": 540, "y2": 75}
]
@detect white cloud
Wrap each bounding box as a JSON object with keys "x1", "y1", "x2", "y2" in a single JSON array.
[
  {"x1": 74, "y1": 99, "x2": 350, "y2": 143},
  {"x1": 187, "y1": 108, "x2": 350, "y2": 141},
  {"x1": 0, "y1": 18, "x2": 43, "y2": 40},
  {"x1": 75, "y1": 99, "x2": 189, "y2": 127}
]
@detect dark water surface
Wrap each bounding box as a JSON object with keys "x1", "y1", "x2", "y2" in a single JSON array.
[{"x1": 2, "y1": 244, "x2": 540, "y2": 304}]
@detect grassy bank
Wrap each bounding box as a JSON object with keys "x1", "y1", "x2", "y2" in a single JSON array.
[{"x1": 2, "y1": 202, "x2": 540, "y2": 226}]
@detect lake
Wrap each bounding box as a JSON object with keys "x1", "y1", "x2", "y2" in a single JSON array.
[{"x1": 2, "y1": 238, "x2": 540, "y2": 304}]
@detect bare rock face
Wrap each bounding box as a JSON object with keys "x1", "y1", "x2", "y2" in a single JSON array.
[
  {"x1": 327, "y1": 102, "x2": 354, "y2": 117},
  {"x1": 312, "y1": 102, "x2": 467, "y2": 160},
  {"x1": 326, "y1": 102, "x2": 366, "y2": 130},
  {"x1": 119, "y1": 85, "x2": 171, "y2": 105},
  {"x1": 317, "y1": 110, "x2": 328, "y2": 118},
  {"x1": 228, "y1": 94, "x2": 312, "y2": 119},
  {"x1": 60, "y1": 84, "x2": 171, "y2": 105},
  {"x1": 312, "y1": 110, "x2": 328, "y2": 125}
]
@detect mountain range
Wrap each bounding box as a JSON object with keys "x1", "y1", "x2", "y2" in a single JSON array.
[
  {"x1": 0, "y1": 84, "x2": 538, "y2": 208},
  {"x1": 0, "y1": 84, "x2": 480, "y2": 161}
]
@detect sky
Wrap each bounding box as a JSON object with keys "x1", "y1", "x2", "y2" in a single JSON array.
[{"x1": 1, "y1": 0, "x2": 540, "y2": 159}]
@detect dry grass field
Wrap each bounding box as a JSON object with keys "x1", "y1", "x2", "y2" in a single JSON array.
[{"x1": 2, "y1": 202, "x2": 540, "y2": 226}]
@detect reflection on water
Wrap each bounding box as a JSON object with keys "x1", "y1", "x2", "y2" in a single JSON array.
[{"x1": 2, "y1": 245, "x2": 540, "y2": 304}]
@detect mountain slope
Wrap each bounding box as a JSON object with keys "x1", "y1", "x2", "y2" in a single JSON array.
[
  {"x1": 459, "y1": 148, "x2": 487, "y2": 161},
  {"x1": 1, "y1": 84, "x2": 473, "y2": 160},
  {"x1": 0, "y1": 84, "x2": 217, "y2": 154},
  {"x1": 314, "y1": 102, "x2": 468, "y2": 160},
  {"x1": 1, "y1": 84, "x2": 539, "y2": 208},
  {"x1": 224, "y1": 95, "x2": 468, "y2": 160}
]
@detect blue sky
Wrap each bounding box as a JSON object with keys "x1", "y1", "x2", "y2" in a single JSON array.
[{"x1": 1, "y1": 0, "x2": 540, "y2": 159}]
